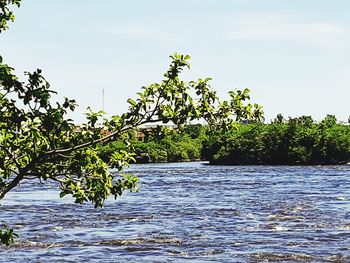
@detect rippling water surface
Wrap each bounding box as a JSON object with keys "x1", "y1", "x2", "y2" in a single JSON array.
[{"x1": 1, "y1": 163, "x2": 350, "y2": 262}]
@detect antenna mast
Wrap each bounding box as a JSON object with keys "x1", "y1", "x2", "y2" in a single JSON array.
[{"x1": 102, "y1": 89, "x2": 105, "y2": 111}]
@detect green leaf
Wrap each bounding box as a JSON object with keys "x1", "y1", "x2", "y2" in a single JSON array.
[{"x1": 127, "y1": 98, "x2": 137, "y2": 106}]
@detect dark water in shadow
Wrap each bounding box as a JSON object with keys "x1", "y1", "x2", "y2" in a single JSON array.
[{"x1": 1, "y1": 162, "x2": 350, "y2": 262}]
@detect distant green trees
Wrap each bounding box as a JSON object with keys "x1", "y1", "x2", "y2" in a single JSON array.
[
  {"x1": 202, "y1": 115, "x2": 350, "y2": 165},
  {"x1": 98, "y1": 116, "x2": 350, "y2": 166},
  {"x1": 98, "y1": 124, "x2": 206, "y2": 163}
]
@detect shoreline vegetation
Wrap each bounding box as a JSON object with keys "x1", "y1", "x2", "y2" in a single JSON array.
[{"x1": 98, "y1": 115, "x2": 350, "y2": 166}]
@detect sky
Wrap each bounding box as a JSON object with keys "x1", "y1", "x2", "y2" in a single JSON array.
[{"x1": 1, "y1": 0, "x2": 350, "y2": 123}]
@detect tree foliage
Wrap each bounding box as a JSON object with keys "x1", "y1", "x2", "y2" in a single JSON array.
[
  {"x1": 0, "y1": 0, "x2": 263, "y2": 245},
  {"x1": 0, "y1": 227, "x2": 17, "y2": 246},
  {"x1": 98, "y1": 124, "x2": 206, "y2": 163},
  {"x1": 203, "y1": 115, "x2": 350, "y2": 165},
  {"x1": 0, "y1": 0, "x2": 20, "y2": 32}
]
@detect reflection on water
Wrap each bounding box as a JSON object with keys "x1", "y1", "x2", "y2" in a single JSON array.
[{"x1": 1, "y1": 163, "x2": 350, "y2": 262}]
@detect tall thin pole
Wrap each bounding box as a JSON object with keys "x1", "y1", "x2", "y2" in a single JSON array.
[{"x1": 102, "y1": 89, "x2": 105, "y2": 111}]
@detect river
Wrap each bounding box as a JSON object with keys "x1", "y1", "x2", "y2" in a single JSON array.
[{"x1": 1, "y1": 162, "x2": 350, "y2": 262}]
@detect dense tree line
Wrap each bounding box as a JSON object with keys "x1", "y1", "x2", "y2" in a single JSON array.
[
  {"x1": 99, "y1": 115, "x2": 350, "y2": 166},
  {"x1": 202, "y1": 115, "x2": 350, "y2": 165}
]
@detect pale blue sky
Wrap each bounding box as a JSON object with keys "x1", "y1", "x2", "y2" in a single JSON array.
[{"x1": 1, "y1": 0, "x2": 349, "y2": 123}]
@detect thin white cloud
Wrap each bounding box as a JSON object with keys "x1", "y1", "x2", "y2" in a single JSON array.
[{"x1": 225, "y1": 12, "x2": 350, "y2": 47}]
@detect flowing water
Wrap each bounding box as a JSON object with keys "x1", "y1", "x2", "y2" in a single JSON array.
[{"x1": 1, "y1": 162, "x2": 350, "y2": 262}]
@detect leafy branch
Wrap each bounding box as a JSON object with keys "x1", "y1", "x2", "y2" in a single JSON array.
[{"x1": 0, "y1": 0, "x2": 263, "y2": 245}]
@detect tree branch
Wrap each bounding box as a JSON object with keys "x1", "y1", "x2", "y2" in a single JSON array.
[{"x1": 0, "y1": 171, "x2": 25, "y2": 199}]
